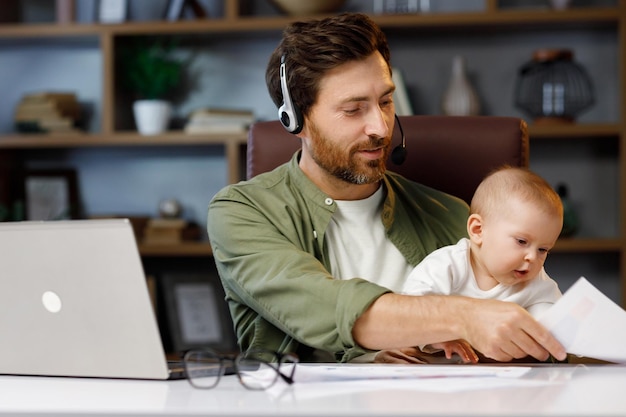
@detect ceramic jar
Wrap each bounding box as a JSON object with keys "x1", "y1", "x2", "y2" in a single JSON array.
[{"x1": 441, "y1": 55, "x2": 481, "y2": 116}]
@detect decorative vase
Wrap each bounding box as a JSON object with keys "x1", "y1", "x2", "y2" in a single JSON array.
[
  {"x1": 133, "y1": 100, "x2": 172, "y2": 135},
  {"x1": 514, "y1": 49, "x2": 594, "y2": 125},
  {"x1": 441, "y1": 56, "x2": 481, "y2": 116}
]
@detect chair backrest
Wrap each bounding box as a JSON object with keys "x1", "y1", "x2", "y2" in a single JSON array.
[{"x1": 247, "y1": 115, "x2": 529, "y2": 204}]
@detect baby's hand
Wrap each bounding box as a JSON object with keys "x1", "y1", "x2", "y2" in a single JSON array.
[{"x1": 427, "y1": 339, "x2": 479, "y2": 363}]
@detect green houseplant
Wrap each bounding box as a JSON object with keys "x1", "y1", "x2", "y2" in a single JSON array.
[{"x1": 121, "y1": 39, "x2": 184, "y2": 135}]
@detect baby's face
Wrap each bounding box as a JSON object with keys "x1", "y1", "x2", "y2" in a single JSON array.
[{"x1": 478, "y1": 199, "x2": 562, "y2": 286}]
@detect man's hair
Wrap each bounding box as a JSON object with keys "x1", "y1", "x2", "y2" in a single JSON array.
[
  {"x1": 470, "y1": 165, "x2": 564, "y2": 221},
  {"x1": 265, "y1": 12, "x2": 391, "y2": 121}
]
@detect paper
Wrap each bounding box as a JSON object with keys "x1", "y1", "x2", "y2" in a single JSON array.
[
  {"x1": 291, "y1": 364, "x2": 530, "y2": 383},
  {"x1": 539, "y1": 276, "x2": 626, "y2": 363}
]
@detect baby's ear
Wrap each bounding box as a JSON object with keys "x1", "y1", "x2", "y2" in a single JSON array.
[{"x1": 467, "y1": 214, "x2": 483, "y2": 243}]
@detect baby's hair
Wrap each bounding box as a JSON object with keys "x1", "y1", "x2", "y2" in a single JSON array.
[{"x1": 470, "y1": 165, "x2": 563, "y2": 221}]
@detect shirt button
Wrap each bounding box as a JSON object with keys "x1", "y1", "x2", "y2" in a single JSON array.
[{"x1": 324, "y1": 198, "x2": 334, "y2": 206}]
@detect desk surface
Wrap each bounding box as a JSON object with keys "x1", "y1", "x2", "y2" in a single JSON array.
[{"x1": 1, "y1": 364, "x2": 625, "y2": 416}]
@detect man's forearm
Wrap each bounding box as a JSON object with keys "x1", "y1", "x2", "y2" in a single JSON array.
[{"x1": 352, "y1": 292, "x2": 468, "y2": 350}]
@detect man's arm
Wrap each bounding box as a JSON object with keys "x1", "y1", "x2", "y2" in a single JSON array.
[{"x1": 352, "y1": 293, "x2": 567, "y2": 362}]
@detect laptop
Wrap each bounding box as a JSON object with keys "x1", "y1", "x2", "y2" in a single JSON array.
[{"x1": 0, "y1": 218, "x2": 186, "y2": 380}]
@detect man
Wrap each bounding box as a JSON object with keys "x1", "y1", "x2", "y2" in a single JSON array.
[{"x1": 207, "y1": 13, "x2": 566, "y2": 364}]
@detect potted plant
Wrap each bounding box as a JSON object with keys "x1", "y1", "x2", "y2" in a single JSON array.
[{"x1": 121, "y1": 39, "x2": 183, "y2": 135}]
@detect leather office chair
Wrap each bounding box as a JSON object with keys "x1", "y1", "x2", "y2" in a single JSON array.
[{"x1": 247, "y1": 115, "x2": 529, "y2": 205}]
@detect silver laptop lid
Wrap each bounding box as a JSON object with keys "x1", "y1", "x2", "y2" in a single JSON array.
[{"x1": 0, "y1": 219, "x2": 169, "y2": 379}]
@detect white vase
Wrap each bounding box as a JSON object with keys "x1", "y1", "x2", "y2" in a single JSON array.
[
  {"x1": 441, "y1": 56, "x2": 481, "y2": 116},
  {"x1": 133, "y1": 100, "x2": 172, "y2": 135}
]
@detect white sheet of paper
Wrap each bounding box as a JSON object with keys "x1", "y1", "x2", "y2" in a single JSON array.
[
  {"x1": 291, "y1": 364, "x2": 530, "y2": 383},
  {"x1": 538, "y1": 276, "x2": 626, "y2": 363}
]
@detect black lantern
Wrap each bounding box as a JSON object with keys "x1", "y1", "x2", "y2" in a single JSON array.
[{"x1": 514, "y1": 49, "x2": 594, "y2": 124}]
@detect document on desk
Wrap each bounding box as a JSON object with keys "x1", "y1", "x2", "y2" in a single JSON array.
[
  {"x1": 293, "y1": 364, "x2": 530, "y2": 383},
  {"x1": 538, "y1": 276, "x2": 626, "y2": 363}
]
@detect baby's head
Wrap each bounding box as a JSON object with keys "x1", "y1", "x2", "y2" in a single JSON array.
[
  {"x1": 468, "y1": 166, "x2": 564, "y2": 287},
  {"x1": 471, "y1": 166, "x2": 563, "y2": 223}
]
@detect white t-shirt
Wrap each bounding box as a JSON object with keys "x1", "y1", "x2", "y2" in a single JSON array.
[
  {"x1": 326, "y1": 187, "x2": 413, "y2": 292},
  {"x1": 401, "y1": 238, "x2": 562, "y2": 317}
]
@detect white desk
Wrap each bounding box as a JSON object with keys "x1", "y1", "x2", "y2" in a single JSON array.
[{"x1": 1, "y1": 364, "x2": 625, "y2": 416}]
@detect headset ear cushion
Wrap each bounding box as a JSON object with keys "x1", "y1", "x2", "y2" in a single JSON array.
[{"x1": 278, "y1": 102, "x2": 303, "y2": 134}]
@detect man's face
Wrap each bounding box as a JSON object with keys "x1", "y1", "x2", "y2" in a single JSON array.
[{"x1": 301, "y1": 53, "x2": 396, "y2": 185}]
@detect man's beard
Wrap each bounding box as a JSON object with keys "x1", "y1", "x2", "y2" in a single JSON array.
[{"x1": 308, "y1": 122, "x2": 390, "y2": 185}]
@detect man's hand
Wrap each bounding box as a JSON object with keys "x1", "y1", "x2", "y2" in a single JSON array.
[{"x1": 463, "y1": 299, "x2": 566, "y2": 362}]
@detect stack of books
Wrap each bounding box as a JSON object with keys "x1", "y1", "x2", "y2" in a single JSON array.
[
  {"x1": 14, "y1": 92, "x2": 81, "y2": 134},
  {"x1": 184, "y1": 108, "x2": 255, "y2": 134},
  {"x1": 142, "y1": 218, "x2": 187, "y2": 245}
]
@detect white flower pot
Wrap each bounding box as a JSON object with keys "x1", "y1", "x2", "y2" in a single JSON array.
[{"x1": 133, "y1": 100, "x2": 172, "y2": 135}]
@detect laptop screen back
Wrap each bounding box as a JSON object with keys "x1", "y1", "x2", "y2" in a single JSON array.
[{"x1": 0, "y1": 219, "x2": 170, "y2": 379}]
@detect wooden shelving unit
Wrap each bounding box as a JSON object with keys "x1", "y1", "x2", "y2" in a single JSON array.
[{"x1": 0, "y1": 0, "x2": 624, "y2": 300}]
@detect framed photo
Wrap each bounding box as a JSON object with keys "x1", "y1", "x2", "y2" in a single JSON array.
[
  {"x1": 161, "y1": 273, "x2": 235, "y2": 353},
  {"x1": 98, "y1": 0, "x2": 127, "y2": 23},
  {"x1": 23, "y1": 169, "x2": 79, "y2": 221}
]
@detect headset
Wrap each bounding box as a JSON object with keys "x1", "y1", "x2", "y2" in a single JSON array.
[
  {"x1": 390, "y1": 114, "x2": 407, "y2": 165},
  {"x1": 278, "y1": 55, "x2": 303, "y2": 134},
  {"x1": 279, "y1": 55, "x2": 407, "y2": 164}
]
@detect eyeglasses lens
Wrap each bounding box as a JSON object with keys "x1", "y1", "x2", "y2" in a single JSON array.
[
  {"x1": 237, "y1": 350, "x2": 280, "y2": 390},
  {"x1": 185, "y1": 350, "x2": 223, "y2": 389}
]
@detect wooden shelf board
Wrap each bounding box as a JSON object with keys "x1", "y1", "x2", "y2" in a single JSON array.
[
  {"x1": 553, "y1": 237, "x2": 622, "y2": 253},
  {"x1": 0, "y1": 7, "x2": 620, "y2": 39},
  {"x1": 139, "y1": 241, "x2": 213, "y2": 257},
  {"x1": 0, "y1": 131, "x2": 248, "y2": 148},
  {"x1": 0, "y1": 23, "x2": 103, "y2": 38},
  {"x1": 0, "y1": 123, "x2": 618, "y2": 149},
  {"x1": 528, "y1": 123, "x2": 622, "y2": 139}
]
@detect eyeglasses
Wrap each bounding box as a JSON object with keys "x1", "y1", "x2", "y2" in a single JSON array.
[{"x1": 183, "y1": 348, "x2": 299, "y2": 390}]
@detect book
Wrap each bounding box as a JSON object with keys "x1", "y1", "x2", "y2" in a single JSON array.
[
  {"x1": 14, "y1": 92, "x2": 81, "y2": 133},
  {"x1": 147, "y1": 218, "x2": 187, "y2": 228},
  {"x1": 164, "y1": 0, "x2": 206, "y2": 21},
  {"x1": 164, "y1": 0, "x2": 185, "y2": 20},
  {"x1": 142, "y1": 217, "x2": 187, "y2": 244},
  {"x1": 56, "y1": 0, "x2": 75, "y2": 24},
  {"x1": 188, "y1": 107, "x2": 255, "y2": 124},
  {"x1": 184, "y1": 107, "x2": 255, "y2": 134},
  {"x1": 184, "y1": 124, "x2": 248, "y2": 134}
]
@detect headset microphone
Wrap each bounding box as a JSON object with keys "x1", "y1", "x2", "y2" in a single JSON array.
[
  {"x1": 278, "y1": 55, "x2": 303, "y2": 134},
  {"x1": 390, "y1": 114, "x2": 407, "y2": 165}
]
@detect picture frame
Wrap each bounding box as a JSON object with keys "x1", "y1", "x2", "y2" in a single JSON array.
[
  {"x1": 161, "y1": 273, "x2": 235, "y2": 353},
  {"x1": 23, "y1": 169, "x2": 79, "y2": 221},
  {"x1": 98, "y1": 0, "x2": 127, "y2": 23}
]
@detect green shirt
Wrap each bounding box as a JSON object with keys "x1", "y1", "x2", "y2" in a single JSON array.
[{"x1": 207, "y1": 152, "x2": 468, "y2": 362}]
